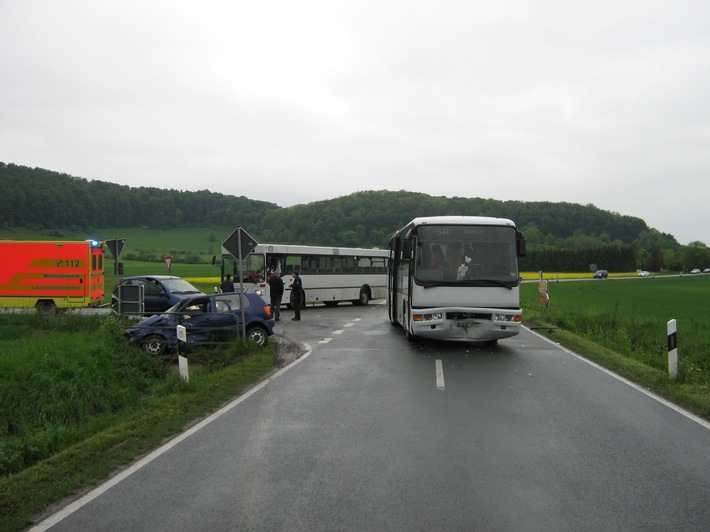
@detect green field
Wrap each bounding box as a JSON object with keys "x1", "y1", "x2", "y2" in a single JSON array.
[{"x1": 0, "y1": 226, "x2": 232, "y2": 261}]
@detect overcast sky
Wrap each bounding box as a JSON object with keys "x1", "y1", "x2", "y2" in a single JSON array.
[{"x1": 1, "y1": 1, "x2": 708, "y2": 245}]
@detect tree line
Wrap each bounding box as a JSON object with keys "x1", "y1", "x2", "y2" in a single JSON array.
[{"x1": 2, "y1": 162, "x2": 708, "y2": 272}]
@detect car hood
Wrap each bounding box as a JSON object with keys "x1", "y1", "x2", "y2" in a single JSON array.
[{"x1": 125, "y1": 313, "x2": 172, "y2": 334}]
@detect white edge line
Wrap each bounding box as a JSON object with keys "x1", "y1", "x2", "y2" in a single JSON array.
[
  {"x1": 525, "y1": 326, "x2": 710, "y2": 430},
  {"x1": 31, "y1": 344, "x2": 315, "y2": 531}
]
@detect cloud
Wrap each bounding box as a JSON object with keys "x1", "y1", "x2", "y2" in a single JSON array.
[{"x1": 1, "y1": 0, "x2": 709, "y2": 244}]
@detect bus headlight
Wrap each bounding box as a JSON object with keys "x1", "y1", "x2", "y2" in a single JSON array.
[
  {"x1": 494, "y1": 314, "x2": 521, "y2": 323},
  {"x1": 413, "y1": 313, "x2": 443, "y2": 322}
]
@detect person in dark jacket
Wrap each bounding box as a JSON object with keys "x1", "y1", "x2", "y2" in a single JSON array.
[
  {"x1": 220, "y1": 274, "x2": 235, "y2": 293},
  {"x1": 267, "y1": 271, "x2": 284, "y2": 321},
  {"x1": 291, "y1": 270, "x2": 303, "y2": 320}
]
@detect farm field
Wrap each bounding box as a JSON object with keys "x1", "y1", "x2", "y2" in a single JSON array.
[
  {"x1": 520, "y1": 271, "x2": 641, "y2": 281},
  {"x1": 103, "y1": 260, "x2": 222, "y2": 299},
  {"x1": 0, "y1": 226, "x2": 231, "y2": 261}
]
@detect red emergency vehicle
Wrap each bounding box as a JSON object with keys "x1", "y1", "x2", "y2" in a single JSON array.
[{"x1": 0, "y1": 240, "x2": 105, "y2": 309}]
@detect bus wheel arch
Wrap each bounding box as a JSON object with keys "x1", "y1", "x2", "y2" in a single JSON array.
[{"x1": 403, "y1": 300, "x2": 416, "y2": 342}]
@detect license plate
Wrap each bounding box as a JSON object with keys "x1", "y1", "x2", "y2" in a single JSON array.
[{"x1": 456, "y1": 321, "x2": 479, "y2": 328}]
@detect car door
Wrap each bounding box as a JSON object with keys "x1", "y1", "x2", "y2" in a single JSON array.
[
  {"x1": 210, "y1": 295, "x2": 242, "y2": 342},
  {"x1": 180, "y1": 296, "x2": 238, "y2": 346},
  {"x1": 142, "y1": 280, "x2": 169, "y2": 313},
  {"x1": 217, "y1": 293, "x2": 252, "y2": 336}
]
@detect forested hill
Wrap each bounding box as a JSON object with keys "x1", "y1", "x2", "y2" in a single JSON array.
[{"x1": 0, "y1": 162, "x2": 679, "y2": 254}]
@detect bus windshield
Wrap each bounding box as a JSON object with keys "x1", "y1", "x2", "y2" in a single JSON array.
[
  {"x1": 241, "y1": 253, "x2": 266, "y2": 283},
  {"x1": 413, "y1": 225, "x2": 519, "y2": 287}
]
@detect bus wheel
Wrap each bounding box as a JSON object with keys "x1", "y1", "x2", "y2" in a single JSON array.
[{"x1": 353, "y1": 288, "x2": 370, "y2": 306}]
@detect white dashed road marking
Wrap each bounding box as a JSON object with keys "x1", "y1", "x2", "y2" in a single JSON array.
[
  {"x1": 436, "y1": 359, "x2": 445, "y2": 390},
  {"x1": 316, "y1": 318, "x2": 361, "y2": 347}
]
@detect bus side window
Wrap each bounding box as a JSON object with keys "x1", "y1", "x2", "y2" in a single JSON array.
[{"x1": 343, "y1": 257, "x2": 356, "y2": 274}]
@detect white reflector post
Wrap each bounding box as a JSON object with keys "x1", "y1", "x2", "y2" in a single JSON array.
[
  {"x1": 667, "y1": 319, "x2": 678, "y2": 380},
  {"x1": 176, "y1": 325, "x2": 189, "y2": 382},
  {"x1": 178, "y1": 355, "x2": 189, "y2": 383}
]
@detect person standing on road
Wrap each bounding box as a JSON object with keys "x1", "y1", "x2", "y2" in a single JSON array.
[
  {"x1": 291, "y1": 270, "x2": 303, "y2": 320},
  {"x1": 267, "y1": 271, "x2": 284, "y2": 321},
  {"x1": 220, "y1": 273, "x2": 235, "y2": 293}
]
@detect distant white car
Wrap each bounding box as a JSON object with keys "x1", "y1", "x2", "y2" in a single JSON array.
[
  {"x1": 638, "y1": 271, "x2": 650, "y2": 277},
  {"x1": 690, "y1": 268, "x2": 701, "y2": 274},
  {"x1": 704, "y1": 268, "x2": 710, "y2": 274}
]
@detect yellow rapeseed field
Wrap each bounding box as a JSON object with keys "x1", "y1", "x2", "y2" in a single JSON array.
[
  {"x1": 520, "y1": 272, "x2": 637, "y2": 281},
  {"x1": 189, "y1": 273, "x2": 639, "y2": 283}
]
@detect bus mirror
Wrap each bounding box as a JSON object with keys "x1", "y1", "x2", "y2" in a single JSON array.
[
  {"x1": 517, "y1": 232, "x2": 526, "y2": 257},
  {"x1": 211, "y1": 255, "x2": 217, "y2": 265},
  {"x1": 401, "y1": 240, "x2": 413, "y2": 260}
]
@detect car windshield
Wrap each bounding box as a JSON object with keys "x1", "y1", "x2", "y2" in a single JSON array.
[
  {"x1": 161, "y1": 278, "x2": 202, "y2": 294},
  {"x1": 160, "y1": 301, "x2": 183, "y2": 317}
]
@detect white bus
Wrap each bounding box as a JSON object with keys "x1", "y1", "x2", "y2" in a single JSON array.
[
  {"x1": 221, "y1": 243, "x2": 389, "y2": 307},
  {"x1": 388, "y1": 216, "x2": 526, "y2": 342}
]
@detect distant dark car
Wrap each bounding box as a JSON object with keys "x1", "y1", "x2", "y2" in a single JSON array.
[
  {"x1": 112, "y1": 275, "x2": 203, "y2": 315},
  {"x1": 124, "y1": 291, "x2": 275, "y2": 355},
  {"x1": 593, "y1": 270, "x2": 609, "y2": 279}
]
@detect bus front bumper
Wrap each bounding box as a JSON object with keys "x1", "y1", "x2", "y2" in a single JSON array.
[{"x1": 410, "y1": 308, "x2": 522, "y2": 342}]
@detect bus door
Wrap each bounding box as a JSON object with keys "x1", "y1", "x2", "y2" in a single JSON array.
[{"x1": 389, "y1": 234, "x2": 413, "y2": 323}]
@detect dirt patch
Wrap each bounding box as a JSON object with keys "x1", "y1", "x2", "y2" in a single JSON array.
[{"x1": 272, "y1": 334, "x2": 308, "y2": 367}]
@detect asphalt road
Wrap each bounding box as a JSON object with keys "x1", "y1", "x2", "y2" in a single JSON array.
[{"x1": 35, "y1": 301, "x2": 710, "y2": 531}]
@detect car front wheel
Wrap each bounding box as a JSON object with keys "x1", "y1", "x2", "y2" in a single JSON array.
[
  {"x1": 142, "y1": 334, "x2": 167, "y2": 356},
  {"x1": 246, "y1": 326, "x2": 268, "y2": 346}
]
